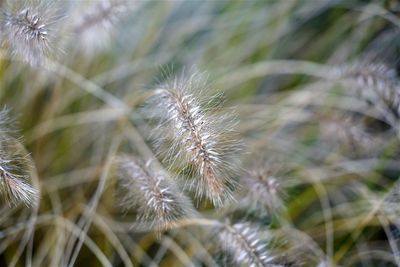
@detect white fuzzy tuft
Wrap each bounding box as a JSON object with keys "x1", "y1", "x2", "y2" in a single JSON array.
[
  {"x1": 119, "y1": 156, "x2": 194, "y2": 231},
  {"x1": 0, "y1": 108, "x2": 38, "y2": 207},
  {"x1": 0, "y1": 0, "x2": 64, "y2": 66},
  {"x1": 148, "y1": 71, "x2": 241, "y2": 207},
  {"x1": 218, "y1": 222, "x2": 278, "y2": 267}
]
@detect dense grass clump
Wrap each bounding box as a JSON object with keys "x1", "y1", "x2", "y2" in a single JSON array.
[{"x1": 1, "y1": 0, "x2": 400, "y2": 266}]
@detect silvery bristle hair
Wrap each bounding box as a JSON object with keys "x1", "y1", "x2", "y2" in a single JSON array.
[
  {"x1": 149, "y1": 71, "x2": 241, "y2": 207},
  {"x1": 119, "y1": 157, "x2": 194, "y2": 231},
  {"x1": 0, "y1": 109, "x2": 38, "y2": 207},
  {"x1": 320, "y1": 116, "x2": 380, "y2": 156},
  {"x1": 70, "y1": 0, "x2": 131, "y2": 55},
  {"x1": 218, "y1": 222, "x2": 278, "y2": 267},
  {"x1": 0, "y1": 0, "x2": 64, "y2": 66},
  {"x1": 240, "y1": 170, "x2": 284, "y2": 216},
  {"x1": 335, "y1": 63, "x2": 400, "y2": 117}
]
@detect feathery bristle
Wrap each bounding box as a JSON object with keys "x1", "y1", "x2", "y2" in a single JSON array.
[
  {"x1": 218, "y1": 222, "x2": 277, "y2": 267},
  {"x1": 241, "y1": 170, "x2": 284, "y2": 216},
  {"x1": 70, "y1": 0, "x2": 131, "y2": 54},
  {"x1": 119, "y1": 157, "x2": 193, "y2": 231},
  {"x1": 320, "y1": 115, "x2": 380, "y2": 156},
  {"x1": 0, "y1": 0, "x2": 64, "y2": 66},
  {"x1": 0, "y1": 109, "x2": 38, "y2": 207},
  {"x1": 335, "y1": 63, "x2": 400, "y2": 117},
  {"x1": 149, "y1": 71, "x2": 241, "y2": 207},
  {"x1": 0, "y1": 167, "x2": 38, "y2": 206}
]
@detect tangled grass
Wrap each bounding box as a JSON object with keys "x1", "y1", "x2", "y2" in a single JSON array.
[{"x1": 1, "y1": 0, "x2": 400, "y2": 266}]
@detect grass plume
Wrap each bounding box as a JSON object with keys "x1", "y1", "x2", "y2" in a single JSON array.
[
  {"x1": 218, "y1": 222, "x2": 277, "y2": 267},
  {"x1": 335, "y1": 63, "x2": 400, "y2": 118},
  {"x1": 0, "y1": 108, "x2": 38, "y2": 206},
  {"x1": 148, "y1": 71, "x2": 241, "y2": 207},
  {"x1": 119, "y1": 156, "x2": 194, "y2": 231},
  {"x1": 70, "y1": 0, "x2": 131, "y2": 55},
  {"x1": 240, "y1": 168, "x2": 284, "y2": 216},
  {"x1": 0, "y1": 0, "x2": 64, "y2": 66}
]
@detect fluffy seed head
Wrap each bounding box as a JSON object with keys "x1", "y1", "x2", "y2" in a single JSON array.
[
  {"x1": 70, "y1": 0, "x2": 133, "y2": 55},
  {"x1": 0, "y1": 0, "x2": 64, "y2": 66},
  {"x1": 119, "y1": 156, "x2": 194, "y2": 231},
  {"x1": 320, "y1": 115, "x2": 380, "y2": 156},
  {"x1": 240, "y1": 170, "x2": 284, "y2": 216},
  {"x1": 335, "y1": 63, "x2": 400, "y2": 117},
  {"x1": 0, "y1": 168, "x2": 38, "y2": 206},
  {"x1": 218, "y1": 222, "x2": 277, "y2": 267},
  {"x1": 0, "y1": 109, "x2": 38, "y2": 207},
  {"x1": 148, "y1": 71, "x2": 241, "y2": 207}
]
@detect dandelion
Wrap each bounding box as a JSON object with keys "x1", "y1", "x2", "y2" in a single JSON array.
[
  {"x1": 119, "y1": 156, "x2": 194, "y2": 231},
  {"x1": 149, "y1": 71, "x2": 241, "y2": 207},
  {"x1": 218, "y1": 222, "x2": 278, "y2": 267},
  {"x1": 0, "y1": 0, "x2": 64, "y2": 66}
]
